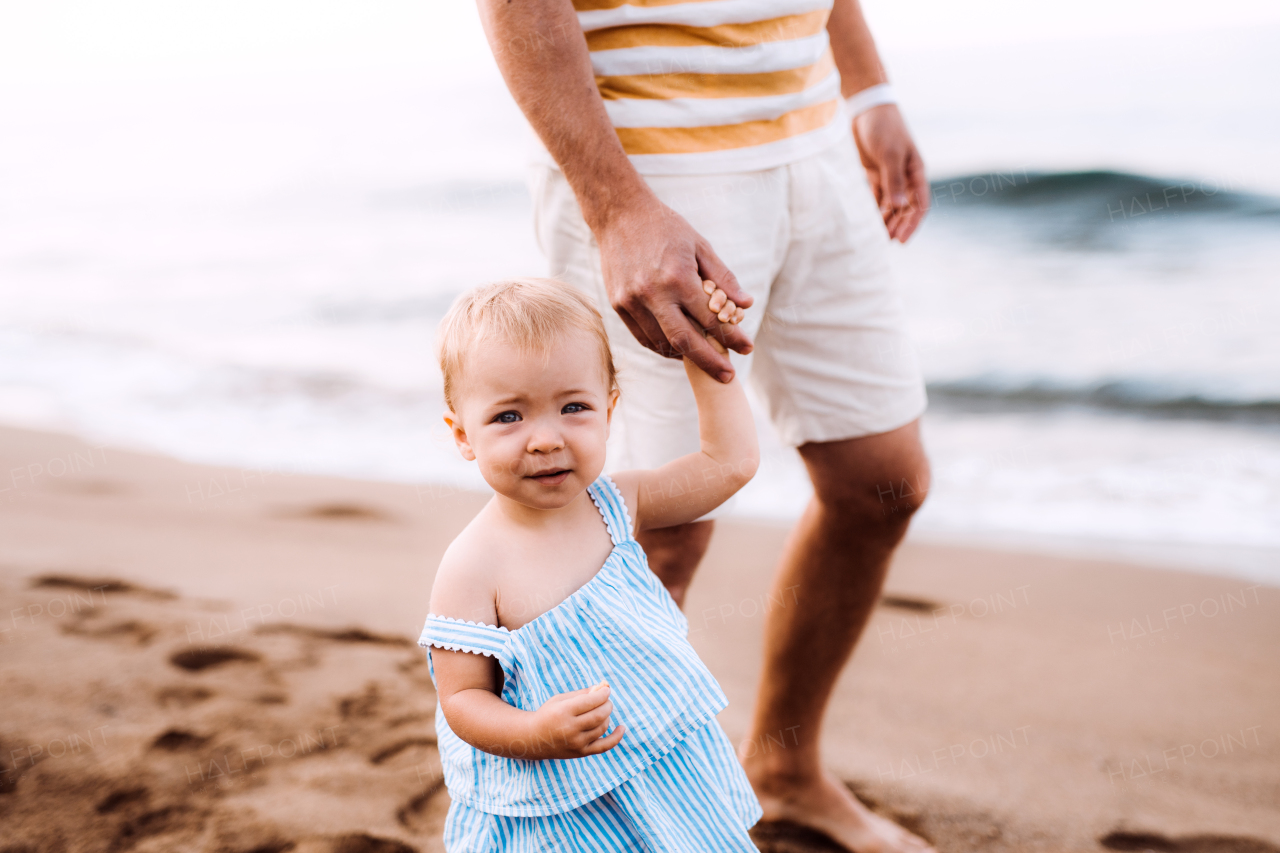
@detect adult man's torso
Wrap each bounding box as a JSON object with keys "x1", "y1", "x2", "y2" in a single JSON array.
[{"x1": 569, "y1": 0, "x2": 847, "y2": 175}]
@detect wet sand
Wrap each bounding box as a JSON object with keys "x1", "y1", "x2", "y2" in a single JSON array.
[{"x1": 1, "y1": 425, "x2": 1277, "y2": 852}]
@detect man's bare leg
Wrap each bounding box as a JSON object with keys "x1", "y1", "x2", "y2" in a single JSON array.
[
  {"x1": 637, "y1": 519, "x2": 715, "y2": 609},
  {"x1": 742, "y1": 420, "x2": 934, "y2": 853}
]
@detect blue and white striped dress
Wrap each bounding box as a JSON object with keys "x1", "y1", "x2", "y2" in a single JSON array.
[{"x1": 419, "y1": 474, "x2": 762, "y2": 852}]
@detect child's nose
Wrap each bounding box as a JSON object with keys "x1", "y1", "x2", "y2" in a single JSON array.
[{"x1": 526, "y1": 420, "x2": 565, "y2": 453}]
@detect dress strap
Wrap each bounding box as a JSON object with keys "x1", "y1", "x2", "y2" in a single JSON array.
[
  {"x1": 588, "y1": 473, "x2": 634, "y2": 546},
  {"x1": 419, "y1": 614, "x2": 510, "y2": 658}
]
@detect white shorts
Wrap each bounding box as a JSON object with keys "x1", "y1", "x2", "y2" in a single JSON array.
[{"x1": 530, "y1": 130, "x2": 927, "y2": 514}]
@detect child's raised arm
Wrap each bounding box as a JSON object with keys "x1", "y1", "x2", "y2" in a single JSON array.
[{"x1": 616, "y1": 323, "x2": 760, "y2": 532}]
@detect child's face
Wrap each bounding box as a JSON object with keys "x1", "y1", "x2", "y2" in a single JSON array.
[{"x1": 445, "y1": 328, "x2": 618, "y2": 511}]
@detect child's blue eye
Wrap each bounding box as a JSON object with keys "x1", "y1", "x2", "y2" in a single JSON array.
[
  {"x1": 494, "y1": 411, "x2": 521, "y2": 424},
  {"x1": 562, "y1": 403, "x2": 589, "y2": 414}
]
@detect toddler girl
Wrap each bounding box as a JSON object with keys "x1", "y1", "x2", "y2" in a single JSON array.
[{"x1": 420, "y1": 277, "x2": 759, "y2": 851}]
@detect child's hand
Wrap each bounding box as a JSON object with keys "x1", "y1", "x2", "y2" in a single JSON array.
[
  {"x1": 528, "y1": 682, "x2": 626, "y2": 759},
  {"x1": 703, "y1": 279, "x2": 746, "y2": 325}
]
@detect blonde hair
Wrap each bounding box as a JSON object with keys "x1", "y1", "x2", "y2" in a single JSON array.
[{"x1": 437, "y1": 278, "x2": 617, "y2": 412}]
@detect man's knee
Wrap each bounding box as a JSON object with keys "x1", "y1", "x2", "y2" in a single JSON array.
[
  {"x1": 802, "y1": 428, "x2": 931, "y2": 537},
  {"x1": 818, "y1": 461, "x2": 929, "y2": 540}
]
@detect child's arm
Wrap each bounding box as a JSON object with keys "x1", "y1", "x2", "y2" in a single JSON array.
[
  {"x1": 434, "y1": 653, "x2": 625, "y2": 759},
  {"x1": 429, "y1": 548, "x2": 626, "y2": 760},
  {"x1": 613, "y1": 300, "x2": 760, "y2": 531}
]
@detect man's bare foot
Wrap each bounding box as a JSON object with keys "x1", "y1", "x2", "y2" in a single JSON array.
[{"x1": 743, "y1": 755, "x2": 936, "y2": 853}]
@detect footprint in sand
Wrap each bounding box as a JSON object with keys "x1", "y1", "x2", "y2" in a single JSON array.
[
  {"x1": 62, "y1": 618, "x2": 157, "y2": 645},
  {"x1": 293, "y1": 834, "x2": 419, "y2": 853},
  {"x1": 369, "y1": 737, "x2": 437, "y2": 766},
  {"x1": 170, "y1": 646, "x2": 261, "y2": 671},
  {"x1": 878, "y1": 593, "x2": 943, "y2": 613},
  {"x1": 280, "y1": 503, "x2": 397, "y2": 522},
  {"x1": 32, "y1": 574, "x2": 175, "y2": 599},
  {"x1": 395, "y1": 781, "x2": 447, "y2": 834},
  {"x1": 112, "y1": 803, "x2": 205, "y2": 850},
  {"x1": 258, "y1": 623, "x2": 410, "y2": 647},
  {"x1": 4, "y1": 577, "x2": 442, "y2": 852},
  {"x1": 150, "y1": 729, "x2": 211, "y2": 751},
  {"x1": 338, "y1": 682, "x2": 383, "y2": 720},
  {"x1": 1101, "y1": 830, "x2": 1280, "y2": 853},
  {"x1": 156, "y1": 685, "x2": 214, "y2": 707},
  {"x1": 96, "y1": 786, "x2": 149, "y2": 814}
]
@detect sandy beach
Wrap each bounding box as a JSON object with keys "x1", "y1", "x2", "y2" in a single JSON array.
[{"x1": 1, "y1": 424, "x2": 1277, "y2": 852}]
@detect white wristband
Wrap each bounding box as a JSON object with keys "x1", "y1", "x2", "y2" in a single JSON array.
[{"x1": 844, "y1": 83, "x2": 897, "y2": 118}]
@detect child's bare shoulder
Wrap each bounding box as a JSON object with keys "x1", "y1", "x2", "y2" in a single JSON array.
[
  {"x1": 600, "y1": 470, "x2": 641, "y2": 537},
  {"x1": 429, "y1": 513, "x2": 504, "y2": 626}
]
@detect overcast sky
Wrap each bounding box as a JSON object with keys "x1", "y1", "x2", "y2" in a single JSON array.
[{"x1": 3, "y1": 0, "x2": 1279, "y2": 83}]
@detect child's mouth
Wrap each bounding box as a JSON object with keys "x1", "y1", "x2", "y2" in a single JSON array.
[{"x1": 528, "y1": 468, "x2": 571, "y2": 485}]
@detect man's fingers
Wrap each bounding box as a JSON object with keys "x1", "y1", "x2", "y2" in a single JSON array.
[
  {"x1": 614, "y1": 305, "x2": 658, "y2": 352},
  {"x1": 671, "y1": 285, "x2": 754, "y2": 356},
  {"x1": 653, "y1": 306, "x2": 735, "y2": 381},
  {"x1": 895, "y1": 205, "x2": 925, "y2": 243},
  {"x1": 880, "y1": 148, "x2": 919, "y2": 240},
  {"x1": 581, "y1": 724, "x2": 626, "y2": 756},
  {"x1": 879, "y1": 151, "x2": 910, "y2": 216},
  {"x1": 714, "y1": 319, "x2": 753, "y2": 357},
  {"x1": 885, "y1": 205, "x2": 908, "y2": 241},
  {"x1": 908, "y1": 148, "x2": 932, "y2": 213},
  {"x1": 864, "y1": 167, "x2": 885, "y2": 210},
  {"x1": 617, "y1": 303, "x2": 678, "y2": 359},
  {"x1": 696, "y1": 244, "x2": 752, "y2": 310},
  {"x1": 895, "y1": 150, "x2": 931, "y2": 242},
  {"x1": 675, "y1": 277, "x2": 733, "y2": 340}
]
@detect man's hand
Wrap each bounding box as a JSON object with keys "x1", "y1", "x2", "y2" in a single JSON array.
[
  {"x1": 527, "y1": 683, "x2": 626, "y2": 759},
  {"x1": 853, "y1": 104, "x2": 930, "y2": 243},
  {"x1": 475, "y1": 0, "x2": 752, "y2": 383},
  {"x1": 595, "y1": 195, "x2": 754, "y2": 384}
]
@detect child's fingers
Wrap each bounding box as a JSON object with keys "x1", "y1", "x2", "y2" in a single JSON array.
[
  {"x1": 708, "y1": 289, "x2": 726, "y2": 313},
  {"x1": 555, "y1": 687, "x2": 594, "y2": 703},
  {"x1": 717, "y1": 300, "x2": 736, "y2": 323},
  {"x1": 702, "y1": 279, "x2": 717, "y2": 296},
  {"x1": 581, "y1": 724, "x2": 626, "y2": 756},
  {"x1": 581, "y1": 715, "x2": 612, "y2": 742},
  {"x1": 576, "y1": 700, "x2": 614, "y2": 731},
  {"x1": 566, "y1": 685, "x2": 610, "y2": 714},
  {"x1": 734, "y1": 305, "x2": 746, "y2": 324}
]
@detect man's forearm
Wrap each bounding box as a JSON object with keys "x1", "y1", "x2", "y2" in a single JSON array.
[
  {"x1": 827, "y1": 0, "x2": 888, "y2": 97},
  {"x1": 476, "y1": 0, "x2": 653, "y2": 231}
]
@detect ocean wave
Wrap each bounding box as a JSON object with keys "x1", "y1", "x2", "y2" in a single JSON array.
[
  {"x1": 931, "y1": 170, "x2": 1280, "y2": 217},
  {"x1": 927, "y1": 376, "x2": 1280, "y2": 423},
  {"x1": 926, "y1": 170, "x2": 1280, "y2": 251}
]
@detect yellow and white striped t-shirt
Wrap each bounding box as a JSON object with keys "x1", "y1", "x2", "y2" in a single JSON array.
[{"x1": 575, "y1": 0, "x2": 847, "y2": 175}]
